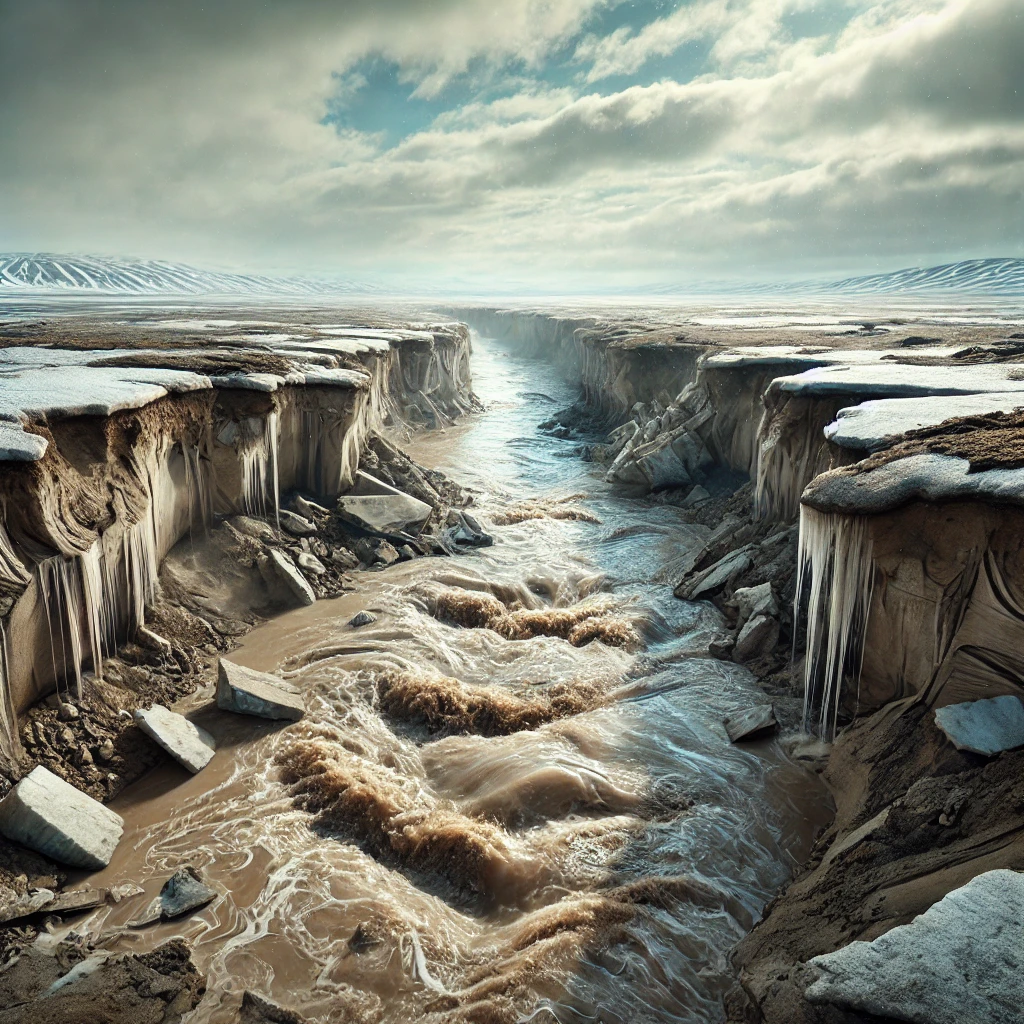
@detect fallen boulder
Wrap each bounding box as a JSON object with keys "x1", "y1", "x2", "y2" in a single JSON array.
[
  {"x1": 348, "y1": 610, "x2": 377, "y2": 628},
  {"x1": 267, "y1": 549, "x2": 316, "y2": 606},
  {"x1": 134, "y1": 704, "x2": 216, "y2": 774},
  {"x1": 675, "y1": 546, "x2": 754, "y2": 600},
  {"x1": 278, "y1": 509, "x2": 316, "y2": 536},
  {"x1": 805, "y1": 868, "x2": 1024, "y2": 1024},
  {"x1": 0, "y1": 766, "x2": 124, "y2": 869},
  {"x1": 338, "y1": 490, "x2": 432, "y2": 535},
  {"x1": 733, "y1": 613, "x2": 780, "y2": 664},
  {"x1": 723, "y1": 704, "x2": 778, "y2": 743},
  {"x1": 240, "y1": 991, "x2": 310, "y2": 1024},
  {"x1": 933, "y1": 695, "x2": 1024, "y2": 757},
  {"x1": 160, "y1": 866, "x2": 218, "y2": 919},
  {"x1": 355, "y1": 537, "x2": 400, "y2": 566},
  {"x1": 296, "y1": 552, "x2": 325, "y2": 575},
  {"x1": 733, "y1": 582, "x2": 778, "y2": 628},
  {"x1": 217, "y1": 659, "x2": 305, "y2": 721}
]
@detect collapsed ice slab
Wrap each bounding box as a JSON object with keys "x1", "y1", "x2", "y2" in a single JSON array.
[
  {"x1": 134, "y1": 704, "x2": 216, "y2": 774},
  {"x1": 803, "y1": 453, "x2": 1024, "y2": 515},
  {"x1": 0, "y1": 765, "x2": 124, "y2": 869},
  {"x1": 805, "y1": 868, "x2": 1024, "y2": 1024},
  {"x1": 826, "y1": 392, "x2": 1024, "y2": 452},
  {"x1": 0, "y1": 421, "x2": 48, "y2": 461},
  {"x1": 337, "y1": 490, "x2": 432, "y2": 535},
  {"x1": 933, "y1": 695, "x2": 1024, "y2": 756},
  {"x1": 771, "y1": 362, "x2": 1024, "y2": 401},
  {"x1": 217, "y1": 659, "x2": 305, "y2": 721}
]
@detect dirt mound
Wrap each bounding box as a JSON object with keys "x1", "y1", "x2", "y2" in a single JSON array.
[{"x1": 375, "y1": 669, "x2": 606, "y2": 737}]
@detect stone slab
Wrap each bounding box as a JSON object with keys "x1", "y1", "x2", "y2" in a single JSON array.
[
  {"x1": 278, "y1": 509, "x2": 316, "y2": 536},
  {"x1": 933, "y1": 695, "x2": 1024, "y2": 756},
  {"x1": 0, "y1": 765, "x2": 124, "y2": 869},
  {"x1": 806, "y1": 868, "x2": 1024, "y2": 1023},
  {"x1": 724, "y1": 704, "x2": 778, "y2": 742},
  {"x1": 268, "y1": 549, "x2": 316, "y2": 606},
  {"x1": 217, "y1": 659, "x2": 305, "y2": 721},
  {"x1": 134, "y1": 704, "x2": 216, "y2": 774},
  {"x1": 338, "y1": 491, "x2": 432, "y2": 535},
  {"x1": 159, "y1": 867, "x2": 217, "y2": 919}
]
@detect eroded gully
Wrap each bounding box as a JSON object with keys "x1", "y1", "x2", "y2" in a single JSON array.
[{"x1": 74, "y1": 334, "x2": 831, "y2": 1023}]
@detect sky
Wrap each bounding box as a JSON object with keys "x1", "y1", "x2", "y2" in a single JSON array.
[{"x1": 0, "y1": 0, "x2": 1022, "y2": 290}]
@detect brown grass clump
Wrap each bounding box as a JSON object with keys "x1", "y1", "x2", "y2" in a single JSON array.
[
  {"x1": 375, "y1": 669, "x2": 605, "y2": 737},
  {"x1": 276, "y1": 737, "x2": 521, "y2": 898},
  {"x1": 490, "y1": 498, "x2": 601, "y2": 526},
  {"x1": 433, "y1": 590, "x2": 640, "y2": 650}
]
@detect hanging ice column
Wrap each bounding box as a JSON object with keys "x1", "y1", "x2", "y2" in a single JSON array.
[
  {"x1": 795, "y1": 506, "x2": 876, "y2": 739},
  {"x1": 240, "y1": 411, "x2": 280, "y2": 526},
  {"x1": 0, "y1": 522, "x2": 31, "y2": 761}
]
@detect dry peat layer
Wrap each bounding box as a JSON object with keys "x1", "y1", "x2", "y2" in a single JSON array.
[{"x1": 0, "y1": 299, "x2": 1023, "y2": 1023}]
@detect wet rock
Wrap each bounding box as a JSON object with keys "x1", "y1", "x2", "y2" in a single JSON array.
[
  {"x1": 217, "y1": 659, "x2": 305, "y2": 721},
  {"x1": 239, "y1": 990, "x2": 310, "y2": 1024},
  {"x1": 0, "y1": 766, "x2": 124, "y2": 869},
  {"x1": 296, "y1": 552, "x2": 325, "y2": 575},
  {"x1": 231, "y1": 515, "x2": 276, "y2": 542},
  {"x1": 268, "y1": 549, "x2": 316, "y2": 606},
  {"x1": 292, "y1": 495, "x2": 328, "y2": 519},
  {"x1": 724, "y1": 704, "x2": 778, "y2": 743},
  {"x1": 330, "y1": 546, "x2": 359, "y2": 569},
  {"x1": 398, "y1": 544, "x2": 417, "y2": 560},
  {"x1": 355, "y1": 537, "x2": 400, "y2": 566},
  {"x1": 348, "y1": 610, "x2": 376, "y2": 628},
  {"x1": 933, "y1": 695, "x2": 1024, "y2": 756},
  {"x1": 338, "y1": 490, "x2": 432, "y2": 535},
  {"x1": 733, "y1": 582, "x2": 779, "y2": 628},
  {"x1": 733, "y1": 613, "x2": 780, "y2": 664},
  {"x1": 57, "y1": 701, "x2": 79, "y2": 722},
  {"x1": 134, "y1": 704, "x2": 216, "y2": 774},
  {"x1": 681, "y1": 484, "x2": 711, "y2": 507},
  {"x1": 708, "y1": 637, "x2": 735, "y2": 661},
  {"x1": 109, "y1": 881, "x2": 145, "y2": 903},
  {"x1": 447, "y1": 509, "x2": 494, "y2": 547},
  {"x1": 278, "y1": 509, "x2": 316, "y2": 536},
  {"x1": 675, "y1": 546, "x2": 754, "y2": 600},
  {"x1": 805, "y1": 869, "x2": 1024, "y2": 1024},
  {"x1": 159, "y1": 866, "x2": 217, "y2": 919}
]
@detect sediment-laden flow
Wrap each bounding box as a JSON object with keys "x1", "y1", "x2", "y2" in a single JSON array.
[
  {"x1": 4, "y1": 321, "x2": 828, "y2": 1024},
  {"x1": 5, "y1": 297, "x2": 1023, "y2": 1023}
]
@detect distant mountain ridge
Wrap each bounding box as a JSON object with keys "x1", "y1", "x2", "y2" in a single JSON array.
[
  {"x1": 1, "y1": 252, "x2": 1022, "y2": 298},
  {"x1": 0, "y1": 253, "x2": 380, "y2": 297}
]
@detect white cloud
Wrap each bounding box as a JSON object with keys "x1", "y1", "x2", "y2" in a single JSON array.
[{"x1": 0, "y1": 0, "x2": 1020, "y2": 285}]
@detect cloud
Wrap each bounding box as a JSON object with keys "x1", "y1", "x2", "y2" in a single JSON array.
[{"x1": 0, "y1": 0, "x2": 1020, "y2": 285}]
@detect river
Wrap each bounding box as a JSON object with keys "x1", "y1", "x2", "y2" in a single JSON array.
[{"x1": 76, "y1": 332, "x2": 830, "y2": 1023}]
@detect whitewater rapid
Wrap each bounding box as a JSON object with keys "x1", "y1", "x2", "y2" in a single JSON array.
[{"x1": 71, "y1": 334, "x2": 830, "y2": 1023}]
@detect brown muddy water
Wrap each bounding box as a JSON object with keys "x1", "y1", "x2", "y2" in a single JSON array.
[{"x1": 69, "y1": 335, "x2": 831, "y2": 1023}]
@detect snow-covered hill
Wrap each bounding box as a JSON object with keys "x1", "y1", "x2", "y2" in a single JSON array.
[
  {"x1": 826, "y1": 258, "x2": 1024, "y2": 295},
  {"x1": 0, "y1": 253, "x2": 380, "y2": 297}
]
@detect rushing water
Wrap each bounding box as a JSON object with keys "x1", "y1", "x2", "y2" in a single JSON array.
[{"x1": 77, "y1": 334, "x2": 830, "y2": 1023}]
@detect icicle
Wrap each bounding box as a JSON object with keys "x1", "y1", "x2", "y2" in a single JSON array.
[
  {"x1": 240, "y1": 413, "x2": 280, "y2": 526},
  {"x1": 0, "y1": 622, "x2": 19, "y2": 762},
  {"x1": 37, "y1": 555, "x2": 92, "y2": 700},
  {"x1": 122, "y1": 507, "x2": 160, "y2": 633},
  {"x1": 182, "y1": 443, "x2": 212, "y2": 534},
  {"x1": 795, "y1": 506, "x2": 875, "y2": 739}
]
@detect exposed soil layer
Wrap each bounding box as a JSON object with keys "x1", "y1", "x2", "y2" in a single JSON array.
[{"x1": 852, "y1": 407, "x2": 1024, "y2": 473}]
